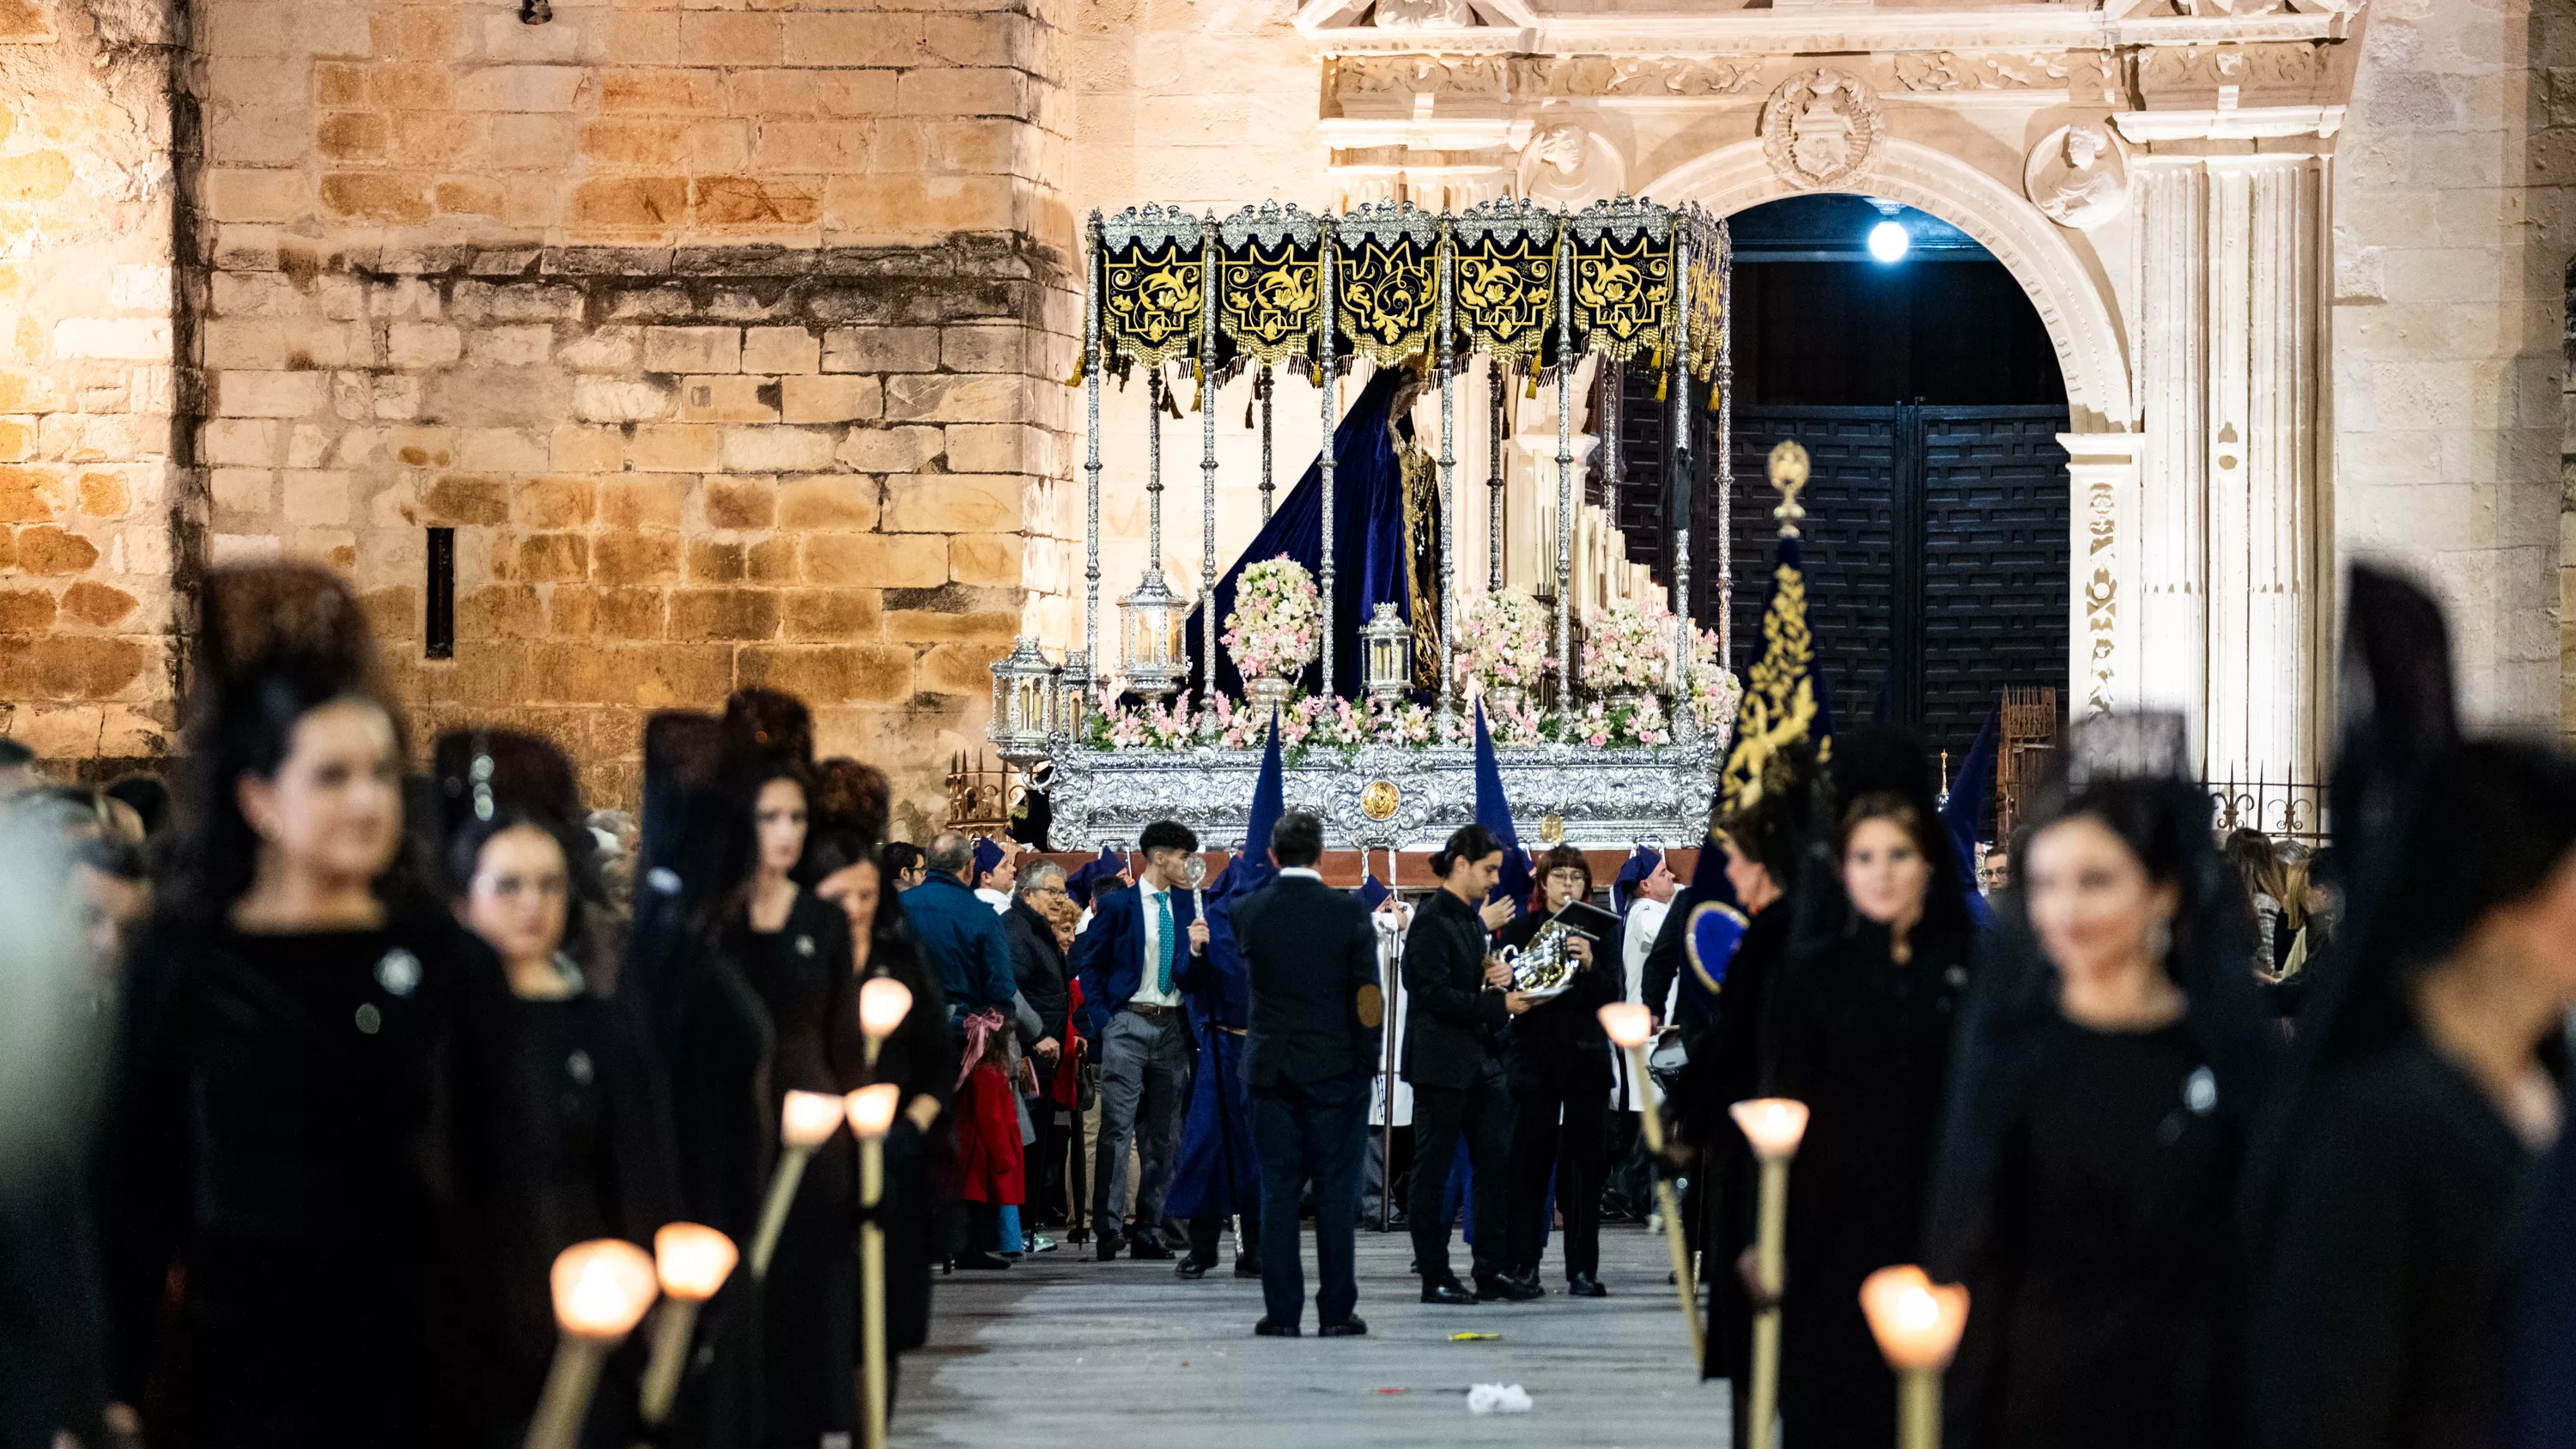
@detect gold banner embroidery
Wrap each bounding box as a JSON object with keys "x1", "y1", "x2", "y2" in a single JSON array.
[
  {"x1": 1218, "y1": 245, "x2": 1320, "y2": 368},
  {"x1": 1452, "y1": 229, "x2": 1556, "y2": 366},
  {"x1": 1570, "y1": 226, "x2": 1674, "y2": 365}
]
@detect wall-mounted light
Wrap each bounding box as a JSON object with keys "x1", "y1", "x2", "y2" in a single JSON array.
[{"x1": 1868, "y1": 221, "x2": 1911, "y2": 264}]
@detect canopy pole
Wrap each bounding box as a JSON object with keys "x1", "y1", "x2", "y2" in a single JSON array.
[
  {"x1": 1554, "y1": 227, "x2": 1574, "y2": 708},
  {"x1": 1320, "y1": 218, "x2": 1339, "y2": 695},
  {"x1": 1200, "y1": 212, "x2": 1219, "y2": 703},
  {"x1": 1437, "y1": 217, "x2": 1457, "y2": 731}
]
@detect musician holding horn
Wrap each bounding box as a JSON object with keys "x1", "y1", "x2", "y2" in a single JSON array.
[{"x1": 1495, "y1": 844, "x2": 1621, "y2": 1300}]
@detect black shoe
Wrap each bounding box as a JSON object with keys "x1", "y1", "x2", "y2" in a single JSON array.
[
  {"x1": 1234, "y1": 1257, "x2": 1262, "y2": 1278},
  {"x1": 1096, "y1": 1232, "x2": 1124, "y2": 1263},
  {"x1": 1318, "y1": 1315, "x2": 1369, "y2": 1337},
  {"x1": 956, "y1": 1252, "x2": 1013, "y2": 1270},
  {"x1": 1254, "y1": 1318, "x2": 1301, "y2": 1337},
  {"x1": 1566, "y1": 1272, "x2": 1607, "y2": 1298},
  {"x1": 1406, "y1": 1258, "x2": 1419, "y2": 1275},
  {"x1": 1129, "y1": 1234, "x2": 1174, "y2": 1261},
  {"x1": 1176, "y1": 1258, "x2": 1212, "y2": 1280},
  {"x1": 1421, "y1": 1280, "x2": 1477, "y2": 1306},
  {"x1": 1476, "y1": 1274, "x2": 1543, "y2": 1302}
]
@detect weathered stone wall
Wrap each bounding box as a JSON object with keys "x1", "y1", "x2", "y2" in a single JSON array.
[
  {"x1": 0, "y1": 0, "x2": 186, "y2": 773},
  {"x1": 2333, "y1": 0, "x2": 2572, "y2": 735},
  {"x1": 184, "y1": 0, "x2": 1075, "y2": 828}
]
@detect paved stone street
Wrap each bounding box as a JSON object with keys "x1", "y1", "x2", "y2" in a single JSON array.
[{"x1": 899, "y1": 1222, "x2": 1729, "y2": 1447}]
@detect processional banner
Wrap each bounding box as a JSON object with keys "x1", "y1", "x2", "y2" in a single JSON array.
[
  {"x1": 1214, "y1": 201, "x2": 1325, "y2": 370},
  {"x1": 1449, "y1": 200, "x2": 1558, "y2": 367},
  {"x1": 1333, "y1": 200, "x2": 1440, "y2": 368},
  {"x1": 1100, "y1": 203, "x2": 1206, "y2": 371}
]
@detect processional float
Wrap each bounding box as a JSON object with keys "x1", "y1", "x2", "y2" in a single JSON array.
[{"x1": 989, "y1": 195, "x2": 1741, "y2": 849}]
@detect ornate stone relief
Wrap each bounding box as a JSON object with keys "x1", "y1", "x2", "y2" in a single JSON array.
[
  {"x1": 2160, "y1": 0, "x2": 2363, "y2": 14},
  {"x1": 2025, "y1": 123, "x2": 2131, "y2": 230},
  {"x1": 2137, "y1": 43, "x2": 2329, "y2": 90},
  {"x1": 1894, "y1": 52, "x2": 2112, "y2": 93},
  {"x1": 2083, "y1": 478, "x2": 2117, "y2": 717},
  {"x1": 1371, "y1": 0, "x2": 1475, "y2": 29},
  {"x1": 1760, "y1": 69, "x2": 1880, "y2": 191},
  {"x1": 1334, "y1": 54, "x2": 1762, "y2": 105},
  {"x1": 1516, "y1": 124, "x2": 1627, "y2": 209}
]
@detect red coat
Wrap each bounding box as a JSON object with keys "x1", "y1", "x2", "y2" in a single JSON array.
[{"x1": 955, "y1": 1062, "x2": 1026, "y2": 1206}]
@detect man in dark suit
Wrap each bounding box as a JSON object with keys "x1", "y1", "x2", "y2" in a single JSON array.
[
  {"x1": 1071, "y1": 818, "x2": 1208, "y2": 1260},
  {"x1": 1233, "y1": 810, "x2": 1381, "y2": 1337},
  {"x1": 1003, "y1": 861, "x2": 1072, "y2": 1227}
]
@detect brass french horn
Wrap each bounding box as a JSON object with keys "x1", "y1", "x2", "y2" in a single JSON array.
[{"x1": 1498, "y1": 919, "x2": 1579, "y2": 1000}]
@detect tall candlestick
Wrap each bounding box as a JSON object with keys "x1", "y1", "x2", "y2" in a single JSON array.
[
  {"x1": 846, "y1": 1084, "x2": 901, "y2": 1449},
  {"x1": 1731, "y1": 1097, "x2": 1810, "y2": 1449},
  {"x1": 528, "y1": 1240, "x2": 658, "y2": 1449},
  {"x1": 752, "y1": 1090, "x2": 846, "y2": 1280},
  {"x1": 638, "y1": 1223, "x2": 738, "y2": 1428},
  {"x1": 1860, "y1": 1265, "x2": 1970, "y2": 1449},
  {"x1": 1601, "y1": 1003, "x2": 1700, "y2": 1363}
]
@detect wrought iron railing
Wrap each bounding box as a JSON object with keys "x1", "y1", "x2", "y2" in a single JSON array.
[{"x1": 2207, "y1": 777, "x2": 2328, "y2": 845}]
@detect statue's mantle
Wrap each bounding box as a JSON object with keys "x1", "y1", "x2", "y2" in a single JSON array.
[{"x1": 1049, "y1": 738, "x2": 1720, "y2": 851}]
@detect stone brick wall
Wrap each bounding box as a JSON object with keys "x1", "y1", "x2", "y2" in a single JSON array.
[
  {"x1": 2333, "y1": 0, "x2": 2572, "y2": 734},
  {"x1": 179, "y1": 0, "x2": 1077, "y2": 828},
  {"x1": 0, "y1": 0, "x2": 186, "y2": 772}
]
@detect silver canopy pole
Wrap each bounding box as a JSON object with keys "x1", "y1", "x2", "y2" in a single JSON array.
[
  {"x1": 1437, "y1": 217, "x2": 1457, "y2": 730},
  {"x1": 1320, "y1": 218, "x2": 1339, "y2": 695},
  {"x1": 1084, "y1": 213, "x2": 1103, "y2": 688},
  {"x1": 1554, "y1": 226, "x2": 1574, "y2": 708},
  {"x1": 1200, "y1": 212, "x2": 1219, "y2": 703}
]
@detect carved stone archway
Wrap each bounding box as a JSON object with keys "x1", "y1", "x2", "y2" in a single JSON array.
[{"x1": 1639, "y1": 136, "x2": 2133, "y2": 436}]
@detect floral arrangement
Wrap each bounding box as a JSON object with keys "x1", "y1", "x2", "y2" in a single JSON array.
[
  {"x1": 1223, "y1": 555, "x2": 1321, "y2": 682},
  {"x1": 1582, "y1": 598, "x2": 1671, "y2": 695},
  {"x1": 1458, "y1": 588, "x2": 1550, "y2": 693},
  {"x1": 1546, "y1": 694, "x2": 1673, "y2": 749},
  {"x1": 1686, "y1": 626, "x2": 1743, "y2": 738}
]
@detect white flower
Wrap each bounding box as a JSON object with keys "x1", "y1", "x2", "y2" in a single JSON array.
[{"x1": 1224, "y1": 556, "x2": 1321, "y2": 682}]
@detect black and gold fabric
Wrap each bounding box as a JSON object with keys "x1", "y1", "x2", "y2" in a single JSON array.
[
  {"x1": 1450, "y1": 200, "x2": 1558, "y2": 368},
  {"x1": 1100, "y1": 203, "x2": 1206, "y2": 371},
  {"x1": 1565, "y1": 197, "x2": 1676, "y2": 367},
  {"x1": 1720, "y1": 441, "x2": 1831, "y2": 813},
  {"x1": 1333, "y1": 200, "x2": 1440, "y2": 368},
  {"x1": 1214, "y1": 201, "x2": 1325, "y2": 372}
]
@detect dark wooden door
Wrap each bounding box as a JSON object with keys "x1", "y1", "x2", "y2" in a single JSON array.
[{"x1": 1708, "y1": 404, "x2": 2071, "y2": 773}]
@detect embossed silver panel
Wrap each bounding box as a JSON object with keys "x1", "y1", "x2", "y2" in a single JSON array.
[{"x1": 1048, "y1": 739, "x2": 1719, "y2": 851}]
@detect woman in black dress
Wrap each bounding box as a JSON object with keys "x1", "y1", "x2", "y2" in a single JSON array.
[
  {"x1": 1760, "y1": 726, "x2": 1978, "y2": 1449},
  {"x1": 808, "y1": 758, "x2": 951, "y2": 1415},
  {"x1": 729, "y1": 761, "x2": 863, "y2": 1446},
  {"x1": 439, "y1": 731, "x2": 675, "y2": 1447},
  {"x1": 1494, "y1": 844, "x2": 1619, "y2": 1298},
  {"x1": 1926, "y1": 763, "x2": 2267, "y2": 1449},
  {"x1": 97, "y1": 590, "x2": 513, "y2": 1449}
]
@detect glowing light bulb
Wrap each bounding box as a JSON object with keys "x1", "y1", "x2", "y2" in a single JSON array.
[
  {"x1": 859, "y1": 976, "x2": 914, "y2": 1041},
  {"x1": 1730, "y1": 1097, "x2": 1812, "y2": 1161},
  {"x1": 653, "y1": 1223, "x2": 738, "y2": 1302},
  {"x1": 550, "y1": 1239, "x2": 658, "y2": 1339},
  {"x1": 781, "y1": 1089, "x2": 846, "y2": 1149},
  {"x1": 1598, "y1": 1002, "x2": 1655, "y2": 1048},
  {"x1": 1868, "y1": 221, "x2": 1911, "y2": 264},
  {"x1": 845, "y1": 1082, "x2": 902, "y2": 1138}
]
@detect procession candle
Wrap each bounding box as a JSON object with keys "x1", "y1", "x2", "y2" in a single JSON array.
[
  {"x1": 1730, "y1": 1098, "x2": 1811, "y2": 1449},
  {"x1": 1859, "y1": 1265, "x2": 1970, "y2": 1449},
  {"x1": 752, "y1": 1090, "x2": 847, "y2": 1280},
  {"x1": 526, "y1": 1239, "x2": 657, "y2": 1449},
  {"x1": 846, "y1": 1084, "x2": 902, "y2": 1449},
  {"x1": 859, "y1": 975, "x2": 914, "y2": 1070},
  {"x1": 638, "y1": 1223, "x2": 738, "y2": 1427},
  {"x1": 1599, "y1": 1003, "x2": 1704, "y2": 1364}
]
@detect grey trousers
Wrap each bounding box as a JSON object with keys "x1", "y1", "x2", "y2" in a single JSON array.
[{"x1": 1093, "y1": 1009, "x2": 1191, "y2": 1234}]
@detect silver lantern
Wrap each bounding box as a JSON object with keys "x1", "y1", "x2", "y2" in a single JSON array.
[
  {"x1": 1360, "y1": 601, "x2": 1413, "y2": 707},
  {"x1": 1118, "y1": 567, "x2": 1189, "y2": 700},
  {"x1": 1055, "y1": 647, "x2": 1092, "y2": 743},
  {"x1": 987, "y1": 635, "x2": 1057, "y2": 767}
]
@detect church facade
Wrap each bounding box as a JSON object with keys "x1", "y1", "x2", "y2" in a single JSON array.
[{"x1": 0, "y1": 0, "x2": 2561, "y2": 829}]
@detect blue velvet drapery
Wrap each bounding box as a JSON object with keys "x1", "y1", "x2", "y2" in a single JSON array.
[{"x1": 1182, "y1": 365, "x2": 1415, "y2": 701}]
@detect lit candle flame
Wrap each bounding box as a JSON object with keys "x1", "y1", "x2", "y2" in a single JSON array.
[
  {"x1": 1859, "y1": 1264, "x2": 1970, "y2": 1372},
  {"x1": 1597, "y1": 1002, "x2": 1655, "y2": 1048},
  {"x1": 652, "y1": 1223, "x2": 738, "y2": 1302},
  {"x1": 1729, "y1": 1097, "x2": 1811, "y2": 1161},
  {"x1": 781, "y1": 1089, "x2": 846, "y2": 1149},
  {"x1": 859, "y1": 977, "x2": 913, "y2": 1041},
  {"x1": 550, "y1": 1239, "x2": 658, "y2": 1339},
  {"x1": 845, "y1": 1082, "x2": 902, "y2": 1138}
]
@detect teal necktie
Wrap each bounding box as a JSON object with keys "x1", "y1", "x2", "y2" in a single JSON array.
[{"x1": 1153, "y1": 890, "x2": 1176, "y2": 997}]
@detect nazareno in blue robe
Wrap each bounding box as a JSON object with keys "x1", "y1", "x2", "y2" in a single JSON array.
[
  {"x1": 1163, "y1": 861, "x2": 1261, "y2": 1221},
  {"x1": 1183, "y1": 363, "x2": 1416, "y2": 702}
]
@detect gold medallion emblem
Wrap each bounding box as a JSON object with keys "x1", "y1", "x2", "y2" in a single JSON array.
[
  {"x1": 1538, "y1": 813, "x2": 1566, "y2": 846},
  {"x1": 1356, "y1": 983, "x2": 1385, "y2": 1029},
  {"x1": 1359, "y1": 779, "x2": 1400, "y2": 821}
]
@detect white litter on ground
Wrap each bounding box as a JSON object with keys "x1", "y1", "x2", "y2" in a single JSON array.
[{"x1": 1467, "y1": 1383, "x2": 1534, "y2": 1415}]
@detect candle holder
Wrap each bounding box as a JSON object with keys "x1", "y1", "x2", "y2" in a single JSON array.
[
  {"x1": 987, "y1": 635, "x2": 1059, "y2": 767},
  {"x1": 526, "y1": 1239, "x2": 659, "y2": 1449},
  {"x1": 859, "y1": 975, "x2": 914, "y2": 1071},
  {"x1": 1729, "y1": 1098, "x2": 1811, "y2": 1449},
  {"x1": 1859, "y1": 1265, "x2": 1970, "y2": 1449},
  {"x1": 1600, "y1": 1002, "x2": 1702, "y2": 1364},
  {"x1": 846, "y1": 1084, "x2": 903, "y2": 1449},
  {"x1": 637, "y1": 1223, "x2": 738, "y2": 1428},
  {"x1": 752, "y1": 1090, "x2": 848, "y2": 1281}
]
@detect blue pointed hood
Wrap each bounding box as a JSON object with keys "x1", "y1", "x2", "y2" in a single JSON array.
[{"x1": 1473, "y1": 701, "x2": 1531, "y2": 908}]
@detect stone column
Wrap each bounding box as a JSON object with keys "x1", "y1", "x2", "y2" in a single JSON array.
[
  {"x1": 2133, "y1": 158, "x2": 2211, "y2": 748},
  {"x1": 2059, "y1": 433, "x2": 2142, "y2": 719}
]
